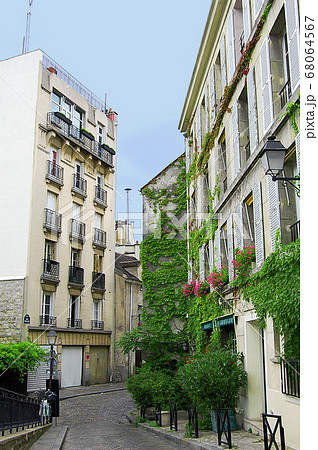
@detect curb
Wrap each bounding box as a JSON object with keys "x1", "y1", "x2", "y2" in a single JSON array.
[
  {"x1": 60, "y1": 387, "x2": 127, "y2": 401},
  {"x1": 125, "y1": 414, "x2": 219, "y2": 450}
]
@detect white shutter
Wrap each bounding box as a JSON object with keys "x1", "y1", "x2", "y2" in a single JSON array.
[
  {"x1": 260, "y1": 37, "x2": 274, "y2": 134},
  {"x1": 220, "y1": 35, "x2": 227, "y2": 91},
  {"x1": 235, "y1": 203, "x2": 244, "y2": 250},
  {"x1": 254, "y1": 0, "x2": 264, "y2": 20},
  {"x1": 47, "y1": 191, "x2": 57, "y2": 211},
  {"x1": 227, "y1": 214, "x2": 234, "y2": 282},
  {"x1": 199, "y1": 246, "x2": 205, "y2": 281},
  {"x1": 296, "y1": 133, "x2": 300, "y2": 174},
  {"x1": 188, "y1": 260, "x2": 193, "y2": 282},
  {"x1": 210, "y1": 64, "x2": 216, "y2": 124},
  {"x1": 227, "y1": 11, "x2": 236, "y2": 81},
  {"x1": 285, "y1": 0, "x2": 300, "y2": 93},
  {"x1": 185, "y1": 139, "x2": 191, "y2": 172},
  {"x1": 253, "y1": 181, "x2": 265, "y2": 266},
  {"x1": 209, "y1": 239, "x2": 214, "y2": 270},
  {"x1": 267, "y1": 176, "x2": 281, "y2": 252},
  {"x1": 215, "y1": 228, "x2": 221, "y2": 271},
  {"x1": 247, "y1": 65, "x2": 259, "y2": 153},
  {"x1": 242, "y1": 0, "x2": 251, "y2": 44},
  {"x1": 205, "y1": 85, "x2": 209, "y2": 133},
  {"x1": 232, "y1": 101, "x2": 240, "y2": 177},
  {"x1": 196, "y1": 108, "x2": 202, "y2": 150}
]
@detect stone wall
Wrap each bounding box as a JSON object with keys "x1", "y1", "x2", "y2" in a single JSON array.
[{"x1": 0, "y1": 278, "x2": 24, "y2": 342}]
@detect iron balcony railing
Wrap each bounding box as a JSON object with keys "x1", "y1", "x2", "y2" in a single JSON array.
[
  {"x1": 44, "y1": 208, "x2": 62, "y2": 234},
  {"x1": 46, "y1": 160, "x2": 64, "y2": 186},
  {"x1": 47, "y1": 112, "x2": 114, "y2": 167},
  {"x1": 41, "y1": 259, "x2": 60, "y2": 282},
  {"x1": 93, "y1": 228, "x2": 107, "y2": 249},
  {"x1": 67, "y1": 318, "x2": 82, "y2": 329},
  {"x1": 279, "y1": 79, "x2": 292, "y2": 109},
  {"x1": 70, "y1": 219, "x2": 86, "y2": 243},
  {"x1": 39, "y1": 315, "x2": 57, "y2": 327},
  {"x1": 92, "y1": 272, "x2": 105, "y2": 291},
  {"x1": 91, "y1": 320, "x2": 104, "y2": 330},
  {"x1": 281, "y1": 359, "x2": 300, "y2": 398},
  {"x1": 94, "y1": 185, "x2": 107, "y2": 208},
  {"x1": 68, "y1": 266, "x2": 84, "y2": 286},
  {"x1": 0, "y1": 388, "x2": 41, "y2": 435},
  {"x1": 290, "y1": 220, "x2": 300, "y2": 242},
  {"x1": 72, "y1": 174, "x2": 87, "y2": 198}
]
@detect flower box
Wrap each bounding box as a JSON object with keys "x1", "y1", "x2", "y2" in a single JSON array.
[
  {"x1": 101, "y1": 143, "x2": 116, "y2": 155},
  {"x1": 54, "y1": 111, "x2": 72, "y2": 125},
  {"x1": 81, "y1": 128, "x2": 95, "y2": 141}
]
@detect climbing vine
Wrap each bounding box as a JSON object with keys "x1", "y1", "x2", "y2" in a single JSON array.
[{"x1": 281, "y1": 94, "x2": 300, "y2": 135}]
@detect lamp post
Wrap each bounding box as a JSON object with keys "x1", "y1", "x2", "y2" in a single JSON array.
[
  {"x1": 47, "y1": 330, "x2": 57, "y2": 391},
  {"x1": 259, "y1": 136, "x2": 300, "y2": 192}
]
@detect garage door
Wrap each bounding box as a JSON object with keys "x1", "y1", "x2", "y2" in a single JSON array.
[{"x1": 61, "y1": 346, "x2": 82, "y2": 388}]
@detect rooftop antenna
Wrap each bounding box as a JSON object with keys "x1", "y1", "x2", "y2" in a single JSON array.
[
  {"x1": 125, "y1": 188, "x2": 132, "y2": 244},
  {"x1": 22, "y1": 0, "x2": 34, "y2": 54}
]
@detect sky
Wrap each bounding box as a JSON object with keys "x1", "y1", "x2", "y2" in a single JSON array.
[{"x1": 0, "y1": 0, "x2": 212, "y2": 242}]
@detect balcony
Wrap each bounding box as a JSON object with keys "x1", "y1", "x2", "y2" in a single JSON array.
[
  {"x1": 93, "y1": 228, "x2": 107, "y2": 250},
  {"x1": 67, "y1": 318, "x2": 82, "y2": 329},
  {"x1": 43, "y1": 208, "x2": 62, "y2": 235},
  {"x1": 47, "y1": 112, "x2": 114, "y2": 168},
  {"x1": 41, "y1": 259, "x2": 60, "y2": 283},
  {"x1": 39, "y1": 315, "x2": 57, "y2": 327},
  {"x1": 71, "y1": 174, "x2": 87, "y2": 199},
  {"x1": 281, "y1": 360, "x2": 300, "y2": 398},
  {"x1": 94, "y1": 185, "x2": 108, "y2": 209},
  {"x1": 279, "y1": 79, "x2": 292, "y2": 110},
  {"x1": 290, "y1": 220, "x2": 300, "y2": 242},
  {"x1": 92, "y1": 272, "x2": 105, "y2": 291},
  {"x1": 91, "y1": 320, "x2": 104, "y2": 330},
  {"x1": 68, "y1": 265, "x2": 84, "y2": 287},
  {"x1": 46, "y1": 160, "x2": 64, "y2": 187},
  {"x1": 70, "y1": 219, "x2": 86, "y2": 244}
]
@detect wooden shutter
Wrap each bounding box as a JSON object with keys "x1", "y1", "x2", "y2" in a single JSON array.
[
  {"x1": 235, "y1": 203, "x2": 244, "y2": 250},
  {"x1": 242, "y1": 0, "x2": 251, "y2": 44},
  {"x1": 215, "y1": 228, "x2": 221, "y2": 271},
  {"x1": 260, "y1": 37, "x2": 273, "y2": 134},
  {"x1": 267, "y1": 176, "x2": 281, "y2": 252},
  {"x1": 209, "y1": 239, "x2": 214, "y2": 271},
  {"x1": 227, "y1": 214, "x2": 234, "y2": 282},
  {"x1": 296, "y1": 133, "x2": 300, "y2": 174},
  {"x1": 210, "y1": 64, "x2": 216, "y2": 124},
  {"x1": 205, "y1": 85, "x2": 209, "y2": 133},
  {"x1": 227, "y1": 11, "x2": 236, "y2": 81},
  {"x1": 185, "y1": 139, "x2": 191, "y2": 172},
  {"x1": 199, "y1": 246, "x2": 205, "y2": 281},
  {"x1": 196, "y1": 108, "x2": 202, "y2": 150},
  {"x1": 285, "y1": 0, "x2": 300, "y2": 93},
  {"x1": 253, "y1": 181, "x2": 264, "y2": 266},
  {"x1": 232, "y1": 101, "x2": 240, "y2": 177},
  {"x1": 254, "y1": 0, "x2": 264, "y2": 20},
  {"x1": 220, "y1": 35, "x2": 227, "y2": 91},
  {"x1": 247, "y1": 65, "x2": 259, "y2": 153}
]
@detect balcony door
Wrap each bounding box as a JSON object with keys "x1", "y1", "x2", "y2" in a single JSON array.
[
  {"x1": 95, "y1": 212, "x2": 102, "y2": 230},
  {"x1": 71, "y1": 248, "x2": 80, "y2": 268},
  {"x1": 93, "y1": 253, "x2": 102, "y2": 273},
  {"x1": 69, "y1": 295, "x2": 80, "y2": 327},
  {"x1": 42, "y1": 291, "x2": 54, "y2": 325},
  {"x1": 47, "y1": 191, "x2": 57, "y2": 212}
]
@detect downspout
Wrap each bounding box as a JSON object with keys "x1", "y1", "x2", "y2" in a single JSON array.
[
  {"x1": 261, "y1": 329, "x2": 268, "y2": 414},
  {"x1": 128, "y1": 281, "x2": 133, "y2": 377}
]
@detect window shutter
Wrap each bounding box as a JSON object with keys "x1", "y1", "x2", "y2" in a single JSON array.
[
  {"x1": 196, "y1": 108, "x2": 202, "y2": 150},
  {"x1": 254, "y1": 0, "x2": 264, "y2": 20},
  {"x1": 235, "y1": 203, "x2": 244, "y2": 250},
  {"x1": 267, "y1": 176, "x2": 281, "y2": 252},
  {"x1": 215, "y1": 228, "x2": 221, "y2": 271},
  {"x1": 285, "y1": 0, "x2": 300, "y2": 93},
  {"x1": 232, "y1": 101, "x2": 240, "y2": 177},
  {"x1": 210, "y1": 64, "x2": 217, "y2": 124},
  {"x1": 247, "y1": 65, "x2": 259, "y2": 153},
  {"x1": 205, "y1": 85, "x2": 209, "y2": 133},
  {"x1": 185, "y1": 139, "x2": 191, "y2": 172},
  {"x1": 87, "y1": 104, "x2": 96, "y2": 125},
  {"x1": 242, "y1": 0, "x2": 251, "y2": 44},
  {"x1": 260, "y1": 38, "x2": 274, "y2": 134},
  {"x1": 227, "y1": 214, "x2": 234, "y2": 282},
  {"x1": 296, "y1": 133, "x2": 300, "y2": 174},
  {"x1": 220, "y1": 35, "x2": 227, "y2": 91},
  {"x1": 209, "y1": 239, "x2": 214, "y2": 271},
  {"x1": 199, "y1": 246, "x2": 205, "y2": 281},
  {"x1": 253, "y1": 181, "x2": 264, "y2": 266},
  {"x1": 227, "y1": 11, "x2": 236, "y2": 81},
  {"x1": 188, "y1": 261, "x2": 193, "y2": 282}
]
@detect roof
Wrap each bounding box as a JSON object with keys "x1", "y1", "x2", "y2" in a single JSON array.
[
  {"x1": 140, "y1": 153, "x2": 185, "y2": 191},
  {"x1": 115, "y1": 253, "x2": 141, "y2": 282}
]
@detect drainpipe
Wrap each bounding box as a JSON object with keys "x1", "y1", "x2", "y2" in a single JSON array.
[
  {"x1": 128, "y1": 281, "x2": 133, "y2": 377},
  {"x1": 261, "y1": 329, "x2": 268, "y2": 414}
]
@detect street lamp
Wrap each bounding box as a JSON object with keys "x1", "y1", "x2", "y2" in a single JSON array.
[
  {"x1": 259, "y1": 136, "x2": 300, "y2": 191},
  {"x1": 47, "y1": 330, "x2": 57, "y2": 390}
]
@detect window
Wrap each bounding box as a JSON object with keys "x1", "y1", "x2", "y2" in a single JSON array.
[
  {"x1": 69, "y1": 295, "x2": 80, "y2": 327},
  {"x1": 95, "y1": 213, "x2": 103, "y2": 230},
  {"x1": 93, "y1": 253, "x2": 103, "y2": 273},
  {"x1": 52, "y1": 92, "x2": 61, "y2": 112},
  {"x1": 52, "y1": 90, "x2": 84, "y2": 128},
  {"x1": 202, "y1": 169, "x2": 210, "y2": 214},
  {"x1": 218, "y1": 132, "x2": 227, "y2": 194},
  {"x1": 47, "y1": 191, "x2": 57, "y2": 212},
  {"x1": 73, "y1": 107, "x2": 83, "y2": 130},
  {"x1": 97, "y1": 124, "x2": 105, "y2": 144},
  {"x1": 41, "y1": 292, "x2": 54, "y2": 325},
  {"x1": 93, "y1": 301, "x2": 101, "y2": 322},
  {"x1": 220, "y1": 223, "x2": 228, "y2": 268},
  {"x1": 243, "y1": 193, "x2": 254, "y2": 247},
  {"x1": 71, "y1": 248, "x2": 80, "y2": 268},
  {"x1": 44, "y1": 240, "x2": 55, "y2": 261}
]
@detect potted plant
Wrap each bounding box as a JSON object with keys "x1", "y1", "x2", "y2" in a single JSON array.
[
  {"x1": 177, "y1": 331, "x2": 247, "y2": 431},
  {"x1": 54, "y1": 111, "x2": 72, "y2": 125},
  {"x1": 81, "y1": 128, "x2": 95, "y2": 141},
  {"x1": 101, "y1": 143, "x2": 116, "y2": 155}
]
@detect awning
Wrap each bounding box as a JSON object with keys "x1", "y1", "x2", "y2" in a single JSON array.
[{"x1": 201, "y1": 314, "x2": 234, "y2": 331}]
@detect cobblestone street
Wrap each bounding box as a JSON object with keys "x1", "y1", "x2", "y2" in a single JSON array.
[{"x1": 58, "y1": 389, "x2": 181, "y2": 449}]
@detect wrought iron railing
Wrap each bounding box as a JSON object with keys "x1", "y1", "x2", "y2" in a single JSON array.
[
  {"x1": 0, "y1": 388, "x2": 41, "y2": 435},
  {"x1": 94, "y1": 185, "x2": 107, "y2": 208},
  {"x1": 92, "y1": 272, "x2": 105, "y2": 291},
  {"x1": 279, "y1": 79, "x2": 292, "y2": 109},
  {"x1": 70, "y1": 219, "x2": 86, "y2": 243},
  {"x1": 91, "y1": 320, "x2": 104, "y2": 330},
  {"x1": 290, "y1": 220, "x2": 300, "y2": 242},
  {"x1": 46, "y1": 160, "x2": 64, "y2": 186},
  {"x1": 39, "y1": 315, "x2": 57, "y2": 327},
  {"x1": 42, "y1": 259, "x2": 60, "y2": 282},
  {"x1": 72, "y1": 174, "x2": 87, "y2": 198},
  {"x1": 93, "y1": 228, "x2": 107, "y2": 249},
  {"x1": 47, "y1": 112, "x2": 114, "y2": 167},
  {"x1": 68, "y1": 266, "x2": 84, "y2": 286},
  {"x1": 262, "y1": 413, "x2": 286, "y2": 450},
  {"x1": 67, "y1": 318, "x2": 82, "y2": 329},
  {"x1": 44, "y1": 208, "x2": 62, "y2": 234},
  {"x1": 281, "y1": 359, "x2": 300, "y2": 398}
]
